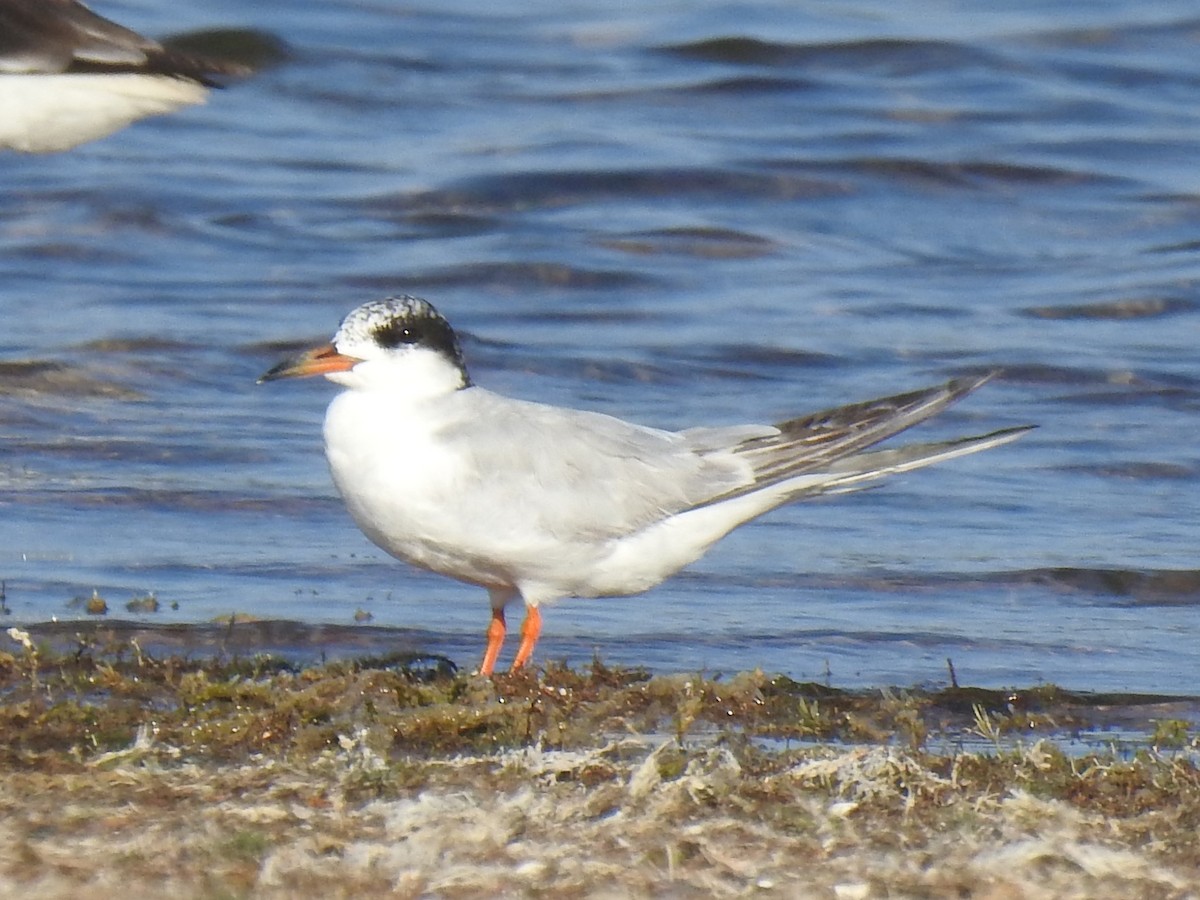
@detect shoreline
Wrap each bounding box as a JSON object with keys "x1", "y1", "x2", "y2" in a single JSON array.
[{"x1": 1, "y1": 626, "x2": 1198, "y2": 898}]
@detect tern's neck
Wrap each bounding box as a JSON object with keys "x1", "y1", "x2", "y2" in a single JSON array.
[{"x1": 327, "y1": 350, "x2": 470, "y2": 403}]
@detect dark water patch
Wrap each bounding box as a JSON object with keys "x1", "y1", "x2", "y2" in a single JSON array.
[
  {"x1": 337, "y1": 196, "x2": 503, "y2": 240},
  {"x1": 1010, "y1": 19, "x2": 1200, "y2": 107},
  {"x1": 73, "y1": 336, "x2": 195, "y2": 354},
  {"x1": 1086, "y1": 60, "x2": 1200, "y2": 92},
  {"x1": 997, "y1": 362, "x2": 1147, "y2": 387},
  {"x1": 210, "y1": 205, "x2": 318, "y2": 228},
  {"x1": 1021, "y1": 296, "x2": 1197, "y2": 320},
  {"x1": 657, "y1": 36, "x2": 811, "y2": 66},
  {"x1": 1021, "y1": 19, "x2": 1200, "y2": 49},
  {"x1": 397, "y1": 210, "x2": 504, "y2": 238},
  {"x1": 657, "y1": 36, "x2": 1006, "y2": 77},
  {"x1": 596, "y1": 226, "x2": 777, "y2": 259},
  {"x1": 928, "y1": 683, "x2": 1196, "y2": 724},
  {"x1": 574, "y1": 361, "x2": 676, "y2": 385},
  {"x1": 384, "y1": 167, "x2": 846, "y2": 216},
  {"x1": 653, "y1": 627, "x2": 1044, "y2": 653},
  {"x1": 565, "y1": 74, "x2": 817, "y2": 102},
  {"x1": 852, "y1": 301, "x2": 974, "y2": 319},
  {"x1": 346, "y1": 261, "x2": 655, "y2": 292},
  {"x1": 7, "y1": 241, "x2": 136, "y2": 265},
  {"x1": 0, "y1": 405, "x2": 43, "y2": 428},
  {"x1": 953, "y1": 159, "x2": 1121, "y2": 187},
  {"x1": 1054, "y1": 461, "x2": 1198, "y2": 480},
  {"x1": 1062, "y1": 384, "x2": 1200, "y2": 410},
  {"x1": 670, "y1": 343, "x2": 843, "y2": 373},
  {"x1": 823, "y1": 567, "x2": 1200, "y2": 606},
  {"x1": 781, "y1": 157, "x2": 1116, "y2": 191},
  {"x1": 677, "y1": 74, "x2": 817, "y2": 95},
  {"x1": 10, "y1": 437, "x2": 256, "y2": 467},
  {"x1": 6, "y1": 488, "x2": 340, "y2": 515},
  {"x1": 93, "y1": 203, "x2": 177, "y2": 236},
  {"x1": 984, "y1": 362, "x2": 1200, "y2": 412},
  {"x1": 1147, "y1": 237, "x2": 1200, "y2": 255},
  {"x1": 1022, "y1": 568, "x2": 1200, "y2": 606},
  {"x1": 0, "y1": 361, "x2": 142, "y2": 401}
]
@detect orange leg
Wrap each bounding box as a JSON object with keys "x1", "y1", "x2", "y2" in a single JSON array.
[
  {"x1": 510, "y1": 605, "x2": 542, "y2": 672},
  {"x1": 480, "y1": 607, "x2": 506, "y2": 677}
]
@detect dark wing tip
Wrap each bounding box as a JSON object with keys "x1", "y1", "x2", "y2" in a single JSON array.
[
  {"x1": 944, "y1": 369, "x2": 1002, "y2": 398},
  {"x1": 159, "y1": 29, "x2": 289, "y2": 81}
]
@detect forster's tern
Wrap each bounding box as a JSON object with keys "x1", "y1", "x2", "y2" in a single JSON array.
[
  {"x1": 0, "y1": 0, "x2": 247, "y2": 152},
  {"x1": 262, "y1": 296, "x2": 1031, "y2": 675}
]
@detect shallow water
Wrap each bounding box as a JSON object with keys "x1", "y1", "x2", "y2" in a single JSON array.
[{"x1": 2, "y1": 0, "x2": 1199, "y2": 693}]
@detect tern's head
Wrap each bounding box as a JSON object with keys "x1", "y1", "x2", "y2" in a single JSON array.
[{"x1": 259, "y1": 296, "x2": 472, "y2": 395}]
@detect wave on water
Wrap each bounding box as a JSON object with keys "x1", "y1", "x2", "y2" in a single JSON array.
[
  {"x1": 820, "y1": 566, "x2": 1200, "y2": 606},
  {"x1": 657, "y1": 36, "x2": 1006, "y2": 76}
]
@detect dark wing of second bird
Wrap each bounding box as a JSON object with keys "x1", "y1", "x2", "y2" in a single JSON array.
[{"x1": 0, "y1": 0, "x2": 243, "y2": 81}]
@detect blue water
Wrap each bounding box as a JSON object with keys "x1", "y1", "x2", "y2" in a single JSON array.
[{"x1": 2, "y1": 0, "x2": 1199, "y2": 693}]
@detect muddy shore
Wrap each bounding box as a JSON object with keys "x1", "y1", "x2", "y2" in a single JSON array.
[{"x1": 2, "y1": 622, "x2": 1197, "y2": 898}]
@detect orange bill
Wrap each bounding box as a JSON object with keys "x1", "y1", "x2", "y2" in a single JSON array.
[{"x1": 259, "y1": 343, "x2": 360, "y2": 382}]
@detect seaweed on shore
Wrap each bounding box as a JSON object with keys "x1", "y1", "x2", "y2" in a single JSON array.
[
  {"x1": 2, "y1": 625, "x2": 1200, "y2": 898},
  {"x1": 1, "y1": 623, "x2": 1196, "y2": 769}
]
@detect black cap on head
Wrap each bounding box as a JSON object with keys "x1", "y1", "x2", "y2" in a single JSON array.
[{"x1": 334, "y1": 295, "x2": 471, "y2": 384}]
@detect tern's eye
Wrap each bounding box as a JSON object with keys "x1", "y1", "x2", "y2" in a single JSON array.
[{"x1": 373, "y1": 320, "x2": 422, "y2": 348}]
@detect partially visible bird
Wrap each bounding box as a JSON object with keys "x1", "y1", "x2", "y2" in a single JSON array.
[
  {"x1": 0, "y1": 0, "x2": 248, "y2": 152},
  {"x1": 261, "y1": 296, "x2": 1032, "y2": 676}
]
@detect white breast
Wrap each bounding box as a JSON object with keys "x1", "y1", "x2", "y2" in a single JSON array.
[{"x1": 324, "y1": 387, "x2": 478, "y2": 565}]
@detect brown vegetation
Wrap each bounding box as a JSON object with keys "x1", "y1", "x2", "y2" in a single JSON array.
[{"x1": 0, "y1": 625, "x2": 1197, "y2": 898}]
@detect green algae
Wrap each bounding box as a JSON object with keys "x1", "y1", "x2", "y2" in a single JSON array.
[{"x1": 0, "y1": 629, "x2": 1196, "y2": 772}]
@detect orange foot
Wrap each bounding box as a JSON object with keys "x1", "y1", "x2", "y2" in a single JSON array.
[{"x1": 478, "y1": 605, "x2": 542, "y2": 676}]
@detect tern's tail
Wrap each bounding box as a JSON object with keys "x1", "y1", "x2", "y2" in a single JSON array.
[
  {"x1": 612, "y1": 384, "x2": 1031, "y2": 597},
  {"x1": 694, "y1": 372, "x2": 1032, "y2": 510},
  {"x1": 778, "y1": 424, "x2": 1033, "y2": 500},
  {"x1": 683, "y1": 423, "x2": 1032, "y2": 534}
]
